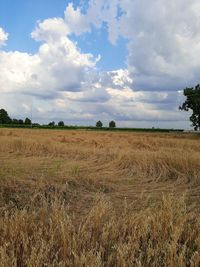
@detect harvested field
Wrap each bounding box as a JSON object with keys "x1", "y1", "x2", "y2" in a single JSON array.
[{"x1": 0, "y1": 129, "x2": 200, "y2": 266}]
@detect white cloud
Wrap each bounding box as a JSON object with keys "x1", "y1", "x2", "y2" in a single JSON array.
[
  {"x1": 110, "y1": 69, "x2": 133, "y2": 88},
  {"x1": 0, "y1": 27, "x2": 8, "y2": 47},
  {"x1": 0, "y1": 18, "x2": 97, "y2": 97},
  {"x1": 64, "y1": 3, "x2": 90, "y2": 35},
  {"x1": 31, "y1": 18, "x2": 70, "y2": 42},
  {"x1": 64, "y1": 0, "x2": 200, "y2": 91},
  {"x1": 116, "y1": 0, "x2": 200, "y2": 90},
  {"x1": 64, "y1": 1, "x2": 121, "y2": 44}
]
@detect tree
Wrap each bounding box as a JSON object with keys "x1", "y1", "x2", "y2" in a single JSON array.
[
  {"x1": 109, "y1": 120, "x2": 116, "y2": 128},
  {"x1": 25, "y1": 117, "x2": 32, "y2": 125},
  {"x1": 18, "y1": 119, "x2": 24, "y2": 125},
  {"x1": 96, "y1": 120, "x2": 103, "y2": 128},
  {"x1": 48, "y1": 121, "x2": 55, "y2": 126},
  {"x1": 12, "y1": 119, "x2": 19, "y2": 124},
  {"x1": 58, "y1": 121, "x2": 64, "y2": 127},
  {"x1": 0, "y1": 109, "x2": 11, "y2": 124},
  {"x1": 179, "y1": 84, "x2": 200, "y2": 130}
]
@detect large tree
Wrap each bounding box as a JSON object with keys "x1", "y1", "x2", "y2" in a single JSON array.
[
  {"x1": 0, "y1": 109, "x2": 11, "y2": 124},
  {"x1": 179, "y1": 84, "x2": 200, "y2": 130}
]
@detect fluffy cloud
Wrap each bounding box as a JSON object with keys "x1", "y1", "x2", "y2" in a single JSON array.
[
  {"x1": 0, "y1": 27, "x2": 8, "y2": 47},
  {"x1": 31, "y1": 18, "x2": 70, "y2": 42},
  {"x1": 116, "y1": 0, "x2": 200, "y2": 91},
  {"x1": 0, "y1": 19, "x2": 97, "y2": 98},
  {"x1": 0, "y1": 19, "x2": 106, "y2": 124},
  {"x1": 64, "y1": 3, "x2": 90, "y2": 35},
  {"x1": 64, "y1": 1, "x2": 121, "y2": 44},
  {"x1": 68, "y1": 0, "x2": 200, "y2": 92}
]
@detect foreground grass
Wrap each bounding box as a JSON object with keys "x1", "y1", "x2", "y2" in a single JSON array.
[
  {"x1": 0, "y1": 197, "x2": 200, "y2": 267},
  {"x1": 1, "y1": 195, "x2": 200, "y2": 267},
  {"x1": 0, "y1": 129, "x2": 200, "y2": 266}
]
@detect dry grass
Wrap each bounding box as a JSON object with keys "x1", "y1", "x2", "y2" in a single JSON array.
[{"x1": 0, "y1": 129, "x2": 200, "y2": 266}]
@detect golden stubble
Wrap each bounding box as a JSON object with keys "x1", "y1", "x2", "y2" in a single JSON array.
[{"x1": 0, "y1": 129, "x2": 200, "y2": 266}]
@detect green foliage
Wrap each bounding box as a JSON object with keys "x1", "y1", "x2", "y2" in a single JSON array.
[
  {"x1": 24, "y1": 118, "x2": 32, "y2": 125},
  {"x1": 179, "y1": 84, "x2": 200, "y2": 130},
  {"x1": 48, "y1": 121, "x2": 55, "y2": 126},
  {"x1": 32, "y1": 123, "x2": 40, "y2": 127},
  {"x1": 109, "y1": 120, "x2": 116, "y2": 128},
  {"x1": 96, "y1": 120, "x2": 103, "y2": 128},
  {"x1": 18, "y1": 119, "x2": 24, "y2": 125},
  {"x1": 58, "y1": 121, "x2": 64, "y2": 127},
  {"x1": 0, "y1": 109, "x2": 11, "y2": 124},
  {"x1": 12, "y1": 119, "x2": 19, "y2": 124}
]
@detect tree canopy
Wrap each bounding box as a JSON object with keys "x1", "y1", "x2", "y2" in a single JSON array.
[
  {"x1": 0, "y1": 109, "x2": 11, "y2": 124},
  {"x1": 96, "y1": 120, "x2": 103, "y2": 128},
  {"x1": 48, "y1": 121, "x2": 55, "y2": 126},
  {"x1": 109, "y1": 120, "x2": 116, "y2": 128},
  {"x1": 58, "y1": 121, "x2": 64, "y2": 127},
  {"x1": 179, "y1": 84, "x2": 200, "y2": 130},
  {"x1": 25, "y1": 118, "x2": 32, "y2": 125}
]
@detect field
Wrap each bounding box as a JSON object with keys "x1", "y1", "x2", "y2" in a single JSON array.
[{"x1": 1, "y1": 128, "x2": 200, "y2": 266}]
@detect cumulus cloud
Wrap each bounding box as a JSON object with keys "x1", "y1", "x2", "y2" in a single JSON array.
[
  {"x1": 67, "y1": 0, "x2": 200, "y2": 92},
  {"x1": 56, "y1": 0, "x2": 200, "y2": 92},
  {"x1": 0, "y1": 27, "x2": 8, "y2": 47},
  {"x1": 64, "y1": 3, "x2": 90, "y2": 35},
  {"x1": 64, "y1": 1, "x2": 121, "y2": 44},
  {"x1": 31, "y1": 18, "x2": 70, "y2": 42},
  {"x1": 0, "y1": 18, "x2": 97, "y2": 98},
  {"x1": 116, "y1": 0, "x2": 200, "y2": 91}
]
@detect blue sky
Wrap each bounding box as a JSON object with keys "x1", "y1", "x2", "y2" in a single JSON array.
[
  {"x1": 0, "y1": 0, "x2": 70, "y2": 52},
  {"x1": 0, "y1": 0, "x2": 199, "y2": 128},
  {"x1": 0, "y1": 0, "x2": 127, "y2": 70}
]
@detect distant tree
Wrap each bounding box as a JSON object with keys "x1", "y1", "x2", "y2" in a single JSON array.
[
  {"x1": 109, "y1": 120, "x2": 116, "y2": 128},
  {"x1": 32, "y1": 123, "x2": 40, "y2": 127},
  {"x1": 12, "y1": 119, "x2": 19, "y2": 124},
  {"x1": 96, "y1": 120, "x2": 103, "y2": 128},
  {"x1": 0, "y1": 109, "x2": 11, "y2": 124},
  {"x1": 48, "y1": 121, "x2": 55, "y2": 126},
  {"x1": 179, "y1": 84, "x2": 200, "y2": 130},
  {"x1": 25, "y1": 117, "x2": 32, "y2": 125},
  {"x1": 58, "y1": 121, "x2": 64, "y2": 127},
  {"x1": 18, "y1": 119, "x2": 24, "y2": 125}
]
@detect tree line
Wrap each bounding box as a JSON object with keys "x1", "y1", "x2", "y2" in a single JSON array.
[
  {"x1": 0, "y1": 109, "x2": 32, "y2": 125},
  {"x1": 0, "y1": 109, "x2": 116, "y2": 128}
]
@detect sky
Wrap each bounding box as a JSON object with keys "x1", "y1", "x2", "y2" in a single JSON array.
[{"x1": 0, "y1": 0, "x2": 199, "y2": 129}]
